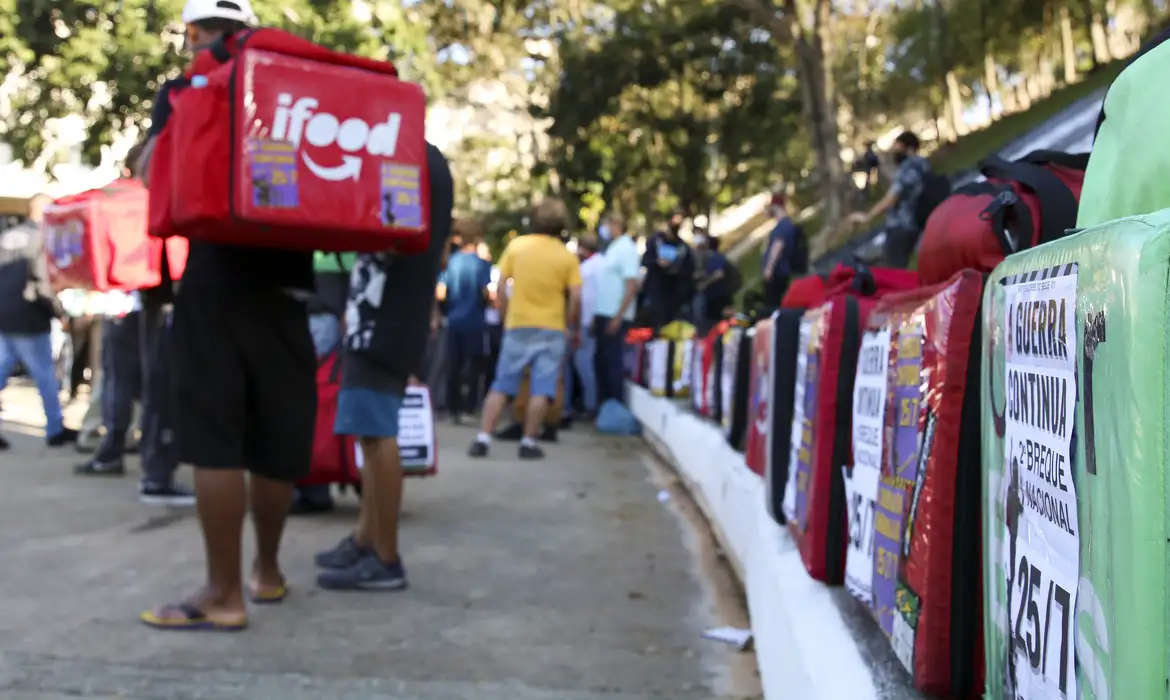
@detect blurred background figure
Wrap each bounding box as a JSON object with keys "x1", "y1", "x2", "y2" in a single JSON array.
[
  {"x1": 640, "y1": 211, "x2": 694, "y2": 330},
  {"x1": 566, "y1": 232, "x2": 602, "y2": 420},
  {"x1": 0, "y1": 193, "x2": 76, "y2": 449},
  {"x1": 692, "y1": 232, "x2": 739, "y2": 334},
  {"x1": 437, "y1": 219, "x2": 493, "y2": 424}
]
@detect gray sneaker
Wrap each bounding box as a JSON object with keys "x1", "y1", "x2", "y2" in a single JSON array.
[
  {"x1": 317, "y1": 552, "x2": 408, "y2": 591},
  {"x1": 314, "y1": 535, "x2": 369, "y2": 570}
]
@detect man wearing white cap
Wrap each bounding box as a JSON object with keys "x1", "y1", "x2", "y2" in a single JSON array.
[{"x1": 138, "y1": 0, "x2": 317, "y2": 632}]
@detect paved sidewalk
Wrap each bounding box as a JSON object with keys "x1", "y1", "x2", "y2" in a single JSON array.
[{"x1": 0, "y1": 382, "x2": 761, "y2": 700}]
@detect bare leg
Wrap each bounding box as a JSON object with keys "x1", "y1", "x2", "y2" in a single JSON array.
[
  {"x1": 250, "y1": 473, "x2": 294, "y2": 596},
  {"x1": 361, "y1": 436, "x2": 403, "y2": 563},
  {"x1": 354, "y1": 460, "x2": 375, "y2": 547},
  {"x1": 478, "y1": 389, "x2": 509, "y2": 437},
  {"x1": 524, "y1": 395, "x2": 550, "y2": 440},
  {"x1": 145, "y1": 468, "x2": 247, "y2": 624}
]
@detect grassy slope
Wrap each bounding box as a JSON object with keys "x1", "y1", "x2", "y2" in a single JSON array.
[{"x1": 734, "y1": 59, "x2": 1126, "y2": 305}]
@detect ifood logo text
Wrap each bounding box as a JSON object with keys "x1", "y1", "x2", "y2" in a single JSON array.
[{"x1": 271, "y1": 94, "x2": 402, "y2": 182}]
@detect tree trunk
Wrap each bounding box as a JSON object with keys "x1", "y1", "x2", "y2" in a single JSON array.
[
  {"x1": 1080, "y1": 0, "x2": 1110, "y2": 66},
  {"x1": 729, "y1": 0, "x2": 849, "y2": 225},
  {"x1": 984, "y1": 54, "x2": 1003, "y2": 118},
  {"x1": 1059, "y1": 6, "x2": 1077, "y2": 83},
  {"x1": 945, "y1": 71, "x2": 966, "y2": 136}
]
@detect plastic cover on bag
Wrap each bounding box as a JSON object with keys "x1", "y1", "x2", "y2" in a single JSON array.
[
  {"x1": 648, "y1": 339, "x2": 670, "y2": 397},
  {"x1": 981, "y1": 211, "x2": 1170, "y2": 700},
  {"x1": 787, "y1": 294, "x2": 871, "y2": 582},
  {"x1": 846, "y1": 270, "x2": 985, "y2": 697},
  {"x1": 721, "y1": 326, "x2": 744, "y2": 437},
  {"x1": 744, "y1": 315, "x2": 774, "y2": 476}
]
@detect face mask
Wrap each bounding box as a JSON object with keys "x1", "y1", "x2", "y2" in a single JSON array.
[
  {"x1": 598, "y1": 223, "x2": 611, "y2": 241},
  {"x1": 893, "y1": 151, "x2": 909, "y2": 165}
]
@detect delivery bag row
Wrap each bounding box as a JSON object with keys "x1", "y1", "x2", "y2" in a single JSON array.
[{"x1": 629, "y1": 133, "x2": 1170, "y2": 700}]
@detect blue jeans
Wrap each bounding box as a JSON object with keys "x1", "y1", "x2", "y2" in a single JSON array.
[
  {"x1": 566, "y1": 331, "x2": 597, "y2": 413},
  {"x1": 335, "y1": 387, "x2": 404, "y2": 439},
  {"x1": 445, "y1": 324, "x2": 485, "y2": 416},
  {"x1": 491, "y1": 328, "x2": 566, "y2": 398},
  {"x1": 0, "y1": 332, "x2": 64, "y2": 437}
]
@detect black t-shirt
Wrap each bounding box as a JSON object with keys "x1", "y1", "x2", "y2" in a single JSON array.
[
  {"x1": 342, "y1": 143, "x2": 454, "y2": 392},
  {"x1": 148, "y1": 78, "x2": 313, "y2": 291}
]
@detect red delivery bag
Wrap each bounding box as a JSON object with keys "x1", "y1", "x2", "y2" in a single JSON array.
[
  {"x1": 301, "y1": 352, "x2": 359, "y2": 487},
  {"x1": 625, "y1": 327, "x2": 654, "y2": 387},
  {"x1": 787, "y1": 293, "x2": 876, "y2": 583},
  {"x1": 303, "y1": 357, "x2": 437, "y2": 488},
  {"x1": 700, "y1": 321, "x2": 729, "y2": 420},
  {"x1": 743, "y1": 316, "x2": 773, "y2": 476},
  {"x1": 843, "y1": 270, "x2": 985, "y2": 697},
  {"x1": 44, "y1": 179, "x2": 188, "y2": 292},
  {"x1": 916, "y1": 150, "x2": 1088, "y2": 285},
  {"x1": 149, "y1": 28, "x2": 429, "y2": 254},
  {"x1": 767, "y1": 265, "x2": 918, "y2": 527}
]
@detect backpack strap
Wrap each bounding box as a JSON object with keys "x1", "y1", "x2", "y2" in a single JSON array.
[
  {"x1": 979, "y1": 156, "x2": 1080, "y2": 251},
  {"x1": 1015, "y1": 150, "x2": 1091, "y2": 171}
]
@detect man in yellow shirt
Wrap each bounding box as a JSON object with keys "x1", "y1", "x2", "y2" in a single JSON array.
[{"x1": 469, "y1": 199, "x2": 582, "y2": 460}]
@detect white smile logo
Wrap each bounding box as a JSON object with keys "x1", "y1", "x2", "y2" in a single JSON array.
[{"x1": 270, "y1": 94, "x2": 403, "y2": 182}]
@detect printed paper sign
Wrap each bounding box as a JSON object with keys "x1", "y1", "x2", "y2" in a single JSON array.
[
  {"x1": 874, "y1": 323, "x2": 924, "y2": 640},
  {"x1": 248, "y1": 138, "x2": 299, "y2": 208},
  {"x1": 844, "y1": 326, "x2": 891, "y2": 605},
  {"x1": 690, "y1": 340, "x2": 704, "y2": 410},
  {"x1": 783, "y1": 317, "x2": 813, "y2": 523},
  {"x1": 721, "y1": 329, "x2": 740, "y2": 435},
  {"x1": 1001, "y1": 265, "x2": 1079, "y2": 700},
  {"x1": 380, "y1": 162, "x2": 422, "y2": 228},
  {"x1": 843, "y1": 463, "x2": 879, "y2": 604},
  {"x1": 648, "y1": 339, "x2": 669, "y2": 396},
  {"x1": 355, "y1": 386, "x2": 435, "y2": 473},
  {"x1": 675, "y1": 339, "x2": 694, "y2": 394}
]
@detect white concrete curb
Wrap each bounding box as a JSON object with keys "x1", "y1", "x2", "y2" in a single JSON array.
[{"x1": 629, "y1": 384, "x2": 879, "y2": 700}]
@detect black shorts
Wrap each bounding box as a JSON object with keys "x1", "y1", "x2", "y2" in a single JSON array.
[{"x1": 171, "y1": 286, "x2": 316, "y2": 481}]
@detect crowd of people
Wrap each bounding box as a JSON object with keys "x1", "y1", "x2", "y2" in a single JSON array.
[{"x1": 0, "y1": 0, "x2": 943, "y2": 633}]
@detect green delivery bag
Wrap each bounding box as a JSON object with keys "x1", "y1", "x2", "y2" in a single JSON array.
[
  {"x1": 1077, "y1": 31, "x2": 1170, "y2": 228},
  {"x1": 981, "y1": 209, "x2": 1170, "y2": 700}
]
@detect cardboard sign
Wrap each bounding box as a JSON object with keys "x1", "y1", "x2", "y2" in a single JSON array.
[{"x1": 354, "y1": 385, "x2": 437, "y2": 476}]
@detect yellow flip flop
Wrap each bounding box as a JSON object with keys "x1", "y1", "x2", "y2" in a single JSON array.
[
  {"x1": 248, "y1": 579, "x2": 289, "y2": 604},
  {"x1": 140, "y1": 603, "x2": 248, "y2": 632}
]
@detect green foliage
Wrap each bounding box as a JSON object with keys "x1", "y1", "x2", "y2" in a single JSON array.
[
  {"x1": 0, "y1": 0, "x2": 430, "y2": 167},
  {"x1": 0, "y1": 0, "x2": 1159, "y2": 261},
  {"x1": 542, "y1": 0, "x2": 809, "y2": 228}
]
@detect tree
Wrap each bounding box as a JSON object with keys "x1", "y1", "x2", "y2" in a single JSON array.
[{"x1": 0, "y1": 0, "x2": 430, "y2": 168}]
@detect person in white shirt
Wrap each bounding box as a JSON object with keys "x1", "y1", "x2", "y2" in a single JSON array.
[
  {"x1": 566, "y1": 234, "x2": 603, "y2": 417},
  {"x1": 591, "y1": 214, "x2": 641, "y2": 404}
]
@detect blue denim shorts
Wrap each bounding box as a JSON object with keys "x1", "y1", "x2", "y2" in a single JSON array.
[
  {"x1": 491, "y1": 327, "x2": 566, "y2": 399},
  {"x1": 335, "y1": 387, "x2": 404, "y2": 439}
]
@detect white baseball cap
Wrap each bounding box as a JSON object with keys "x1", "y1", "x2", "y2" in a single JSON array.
[{"x1": 182, "y1": 0, "x2": 257, "y2": 25}]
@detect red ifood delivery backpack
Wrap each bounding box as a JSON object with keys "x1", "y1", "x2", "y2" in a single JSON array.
[
  {"x1": 148, "y1": 28, "x2": 430, "y2": 253},
  {"x1": 44, "y1": 179, "x2": 187, "y2": 292}
]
